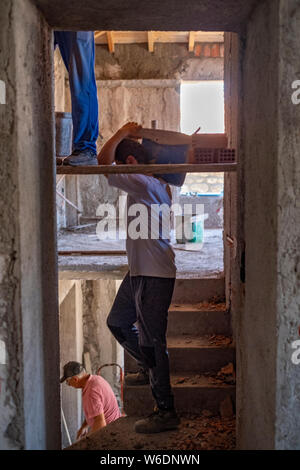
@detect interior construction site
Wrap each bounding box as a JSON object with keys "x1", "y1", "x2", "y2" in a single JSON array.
[{"x1": 0, "y1": 0, "x2": 299, "y2": 452}]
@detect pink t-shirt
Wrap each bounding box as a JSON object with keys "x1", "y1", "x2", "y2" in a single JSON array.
[{"x1": 82, "y1": 375, "x2": 121, "y2": 428}]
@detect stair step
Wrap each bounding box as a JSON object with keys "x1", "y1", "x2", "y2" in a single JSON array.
[
  {"x1": 167, "y1": 302, "x2": 231, "y2": 336},
  {"x1": 124, "y1": 373, "x2": 235, "y2": 416},
  {"x1": 125, "y1": 335, "x2": 235, "y2": 374},
  {"x1": 172, "y1": 278, "x2": 225, "y2": 303}
]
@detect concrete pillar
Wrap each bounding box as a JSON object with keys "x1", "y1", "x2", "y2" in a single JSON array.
[
  {"x1": 59, "y1": 281, "x2": 83, "y2": 447},
  {"x1": 223, "y1": 32, "x2": 243, "y2": 321},
  {"x1": 82, "y1": 280, "x2": 123, "y2": 403},
  {"x1": 0, "y1": 0, "x2": 60, "y2": 449},
  {"x1": 239, "y1": 0, "x2": 279, "y2": 449},
  {"x1": 94, "y1": 280, "x2": 123, "y2": 398},
  {"x1": 223, "y1": 30, "x2": 244, "y2": 447},
  {"x1": 275, "y1": 0, "x2": 300, "y2": 449},
  {"x1": 237, "y1": 0, "x2": 300, "y2": 449}
]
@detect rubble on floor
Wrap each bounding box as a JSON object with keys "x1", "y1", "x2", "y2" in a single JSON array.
[
  {"x1": 173, "y1": 334, "x2": 233, "y2": 348},
  {"x1": 66, "y1": 412, "x2": 236, "y2": 451},
  {"x1": 172, "y1": 362, "x2": 236, "y2": 387}
]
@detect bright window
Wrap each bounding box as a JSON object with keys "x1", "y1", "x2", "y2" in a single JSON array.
[
  {"x1": 180, "y1": 80, "x2": 224, "y2": 134},
  {"x1": 180, "y1": 81, "x2": 225, "y2": 195}
]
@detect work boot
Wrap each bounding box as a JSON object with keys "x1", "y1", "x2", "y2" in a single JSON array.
[
  {"x1": 125, "y1": 369, "x2": 150, "y2": 386},
  {"x1": 134, "y1": 408, "x2": 180, "y2": 434},
  {"x1": 64, "y1": 149, "x2": 98, "y2": 166}
]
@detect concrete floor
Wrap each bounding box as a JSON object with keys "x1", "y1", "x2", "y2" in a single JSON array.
[{"x1": 58, "y1": 228, "x2": 224, "y2": 279}]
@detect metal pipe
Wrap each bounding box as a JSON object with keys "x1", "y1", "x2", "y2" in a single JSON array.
[
  {"x1": 56, "y1": 190, "x2": 81, "y2": 213},
  {"x1": 56, "y1": 174, "x2": 65, "y2": 187},
  {"x1": 61, "y1": 406, "x2": 72, "y2": 446}
]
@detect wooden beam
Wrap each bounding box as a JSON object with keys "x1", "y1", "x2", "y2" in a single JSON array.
[
  {"x1": 94, "y1": 31, "x2": 106, "y2": 40},
  {"x1": 107, "y1": 31, "x2": 115, "y2": 53},
  {"x1": 56, "y1": 163, "x2": 237, "y2": 175},
  {"x1": 188, "y1": 31, "x2": 195, "y2": 52},
  {"x1": 59, "y1": 250, "x2": 127, "y2": 256},
  {"x1": 94, "y1": 31, "x2": 224, "y2": 46},
  {"x1": 113, "y1": 31, "x2": 147, "y2": 44},
  {"x1": 195, "y1": 31, "x2": 224, "y2": 43},
  {"x1": 148, "y1": 31, "x2": 154, "y2": 52}
]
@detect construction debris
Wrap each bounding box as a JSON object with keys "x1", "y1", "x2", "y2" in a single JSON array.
[
  {"x1": 207, "y1": 334, "x2": 232, "y2": 346},
  {"x1": 66, "y1": 414, "x2": 235, "y2": 451},
  {"x1": 171, "y1": 414, "x2": 235, "y2": 451}
]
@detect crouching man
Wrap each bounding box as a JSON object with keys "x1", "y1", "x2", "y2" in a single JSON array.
[
  {"x1": 97, "y1": 122, "x2": 180, "y2": 434},
  {"x1": 60, "y1": 361, "x2": 121, "y2": 440}
]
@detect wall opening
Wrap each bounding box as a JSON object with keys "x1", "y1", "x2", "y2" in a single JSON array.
[{"x1": 55, "y1": 32, "x2": 229, "y2": 449}]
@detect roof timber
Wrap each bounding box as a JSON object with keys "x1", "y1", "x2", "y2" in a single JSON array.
[{"x1": 94, "y1": 30, "x2": 224, "y2": 53}]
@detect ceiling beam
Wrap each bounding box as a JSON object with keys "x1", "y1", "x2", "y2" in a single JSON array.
[
  {"x1": 107, "y1": 31, "x2": 115, "y2": 53},
  {"x1": 94, "y1": 31, "x2": 224, "y2": 46},
  {"x1": 188, "y1": 31, "x2": 195, "y2": 52},
  {"x1": 148, "y1": 31, "x2": 154, "y2": 52},
  {"x1": 94, "y1": 31, "x2": 106, "y2": 39}
]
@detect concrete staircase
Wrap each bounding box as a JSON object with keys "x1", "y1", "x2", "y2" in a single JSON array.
[{"x1": 124, "y1": 277, "x2": 236, "y2": 416}]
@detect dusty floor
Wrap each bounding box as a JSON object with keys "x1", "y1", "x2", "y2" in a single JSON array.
[
  {"x1": 58, "y1": 228, "x2": 223, "y2": 279},
  {"x1": 66, "y1": 412, "x2": 235, "y2": 451}
]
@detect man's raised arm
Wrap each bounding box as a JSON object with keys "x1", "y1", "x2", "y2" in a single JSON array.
[{"x1": 97, "y1": 122, "x2": 141, "y2": 166}]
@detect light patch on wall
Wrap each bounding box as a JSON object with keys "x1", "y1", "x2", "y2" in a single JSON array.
[
  {"x1": 0, "y1": 340, "x2": 6, "y2": 365},
  {"x1": 0, "y1": 80, "x2": 6, "y2": 104},
  {"x1": 180, "y1": 80, "x2": 224, "y2": 134}
]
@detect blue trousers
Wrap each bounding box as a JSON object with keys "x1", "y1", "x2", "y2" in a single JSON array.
[
  {"x1": 107, "y1": 272, "x2": 176, "y2": 410},
  {"x1": 54, "y1": 31, "x2": 99, "y2": 154}
]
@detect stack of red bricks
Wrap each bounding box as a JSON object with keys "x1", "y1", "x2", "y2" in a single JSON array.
[{"x1": 194, "y1": 43, "x2": 224, "y2": 58}]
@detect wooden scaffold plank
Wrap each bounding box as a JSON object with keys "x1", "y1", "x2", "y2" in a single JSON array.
[{"x1": 56, "y1": 163, "x2": 237, "y2": 175}]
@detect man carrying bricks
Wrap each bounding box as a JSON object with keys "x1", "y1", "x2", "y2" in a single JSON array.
[{"x1": 97, "y1": 122, "x2": 180, "y2": 434}]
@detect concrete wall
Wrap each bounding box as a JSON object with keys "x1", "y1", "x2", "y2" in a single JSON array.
[
  {"x1": 34, "y1": 0, "x2": 258, "y2": 33},
  {"x1": 276, "y1": 0, "x2": 300, "y2": 449},
  {"x1": 59, "y1": 281, "x2": 83, "y2": 448},
  {"x1": 82, "y1": 280, "x2": 123, "y2": 403},
  {"x1": 0, "y1": 0, "x2": 60, "y2": 450},
  {"x1": 235, "y1": 0, "x2": 300, "y2": 450},
  {"x1": 2, "y1": 0, "x2": 298, "y2": 452},
  {"x1": 94, "y1": 43, "x2": 224, "y2": 81},
  {"x1": 239, "y1": 0, "x2": 279, "y2": 449}
]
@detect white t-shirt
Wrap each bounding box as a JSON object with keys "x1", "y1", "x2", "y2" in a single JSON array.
[{"x1": 107, "y1": 173, "x2": 176, "y2": 278}]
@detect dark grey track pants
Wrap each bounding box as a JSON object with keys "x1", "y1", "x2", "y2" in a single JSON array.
[{"x1": 107, "y1": 271, "x2": 175, "y2": 410}]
